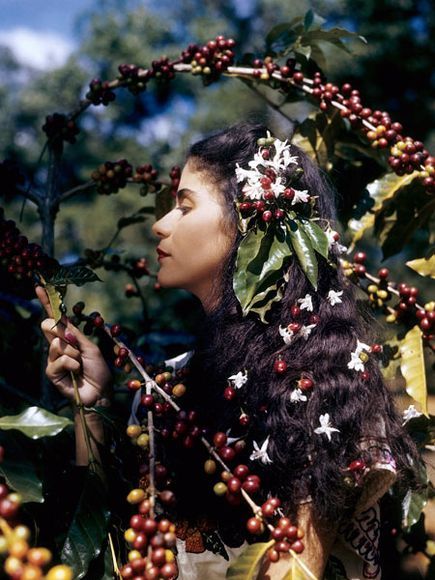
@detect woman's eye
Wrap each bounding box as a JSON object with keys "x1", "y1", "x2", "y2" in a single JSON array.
[{"x1": 176, "y1": 205, "x2": 191, "y2": 215}]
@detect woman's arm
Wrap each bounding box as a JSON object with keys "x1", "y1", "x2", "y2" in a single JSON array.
[{"x1": 259, "y1": 503, "x2": 337, "y2": 579}]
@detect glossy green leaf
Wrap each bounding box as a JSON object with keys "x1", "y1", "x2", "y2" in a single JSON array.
[
  {"x1": 348, "y1": 172, "x2": 418, "y2": 246},
  {"x1": 301, "y1": 220, "x2": 329, "y2": 259},
  {"x1": 248, "y1": 277, "x2": 286, "y2": 323},
  {"x1": 61, "y1": 470, "x2": 110, "y2": 579},
  {"x1": 287, "y1": 221, "x2": 318, "y2": 288},
  {"x1": 0, "y1": 433, "x2": 43, "y2": 503},
  {"x1": 226, "y1": 541, "x2": 274, "y2": 579},
  {"x1": 304, "y1": 27, "x2": 367, "y2": 47},
  {"x1": 400, "y1": 326, "x2": 428, "y2": 417},
  {"x1": 234, "y1": 227, "x2": 290, "y2": 316},
  {"x1": 402, "y1": 462, "x2": 429, "y2": 529},
  {"x1": 45, "y1": 282, "x2": 66, "y2": 325},
  {"x1": 0, "y1": 406, "x2": 73, "y2": 439},
  {"x1": 406, "y1": 255, "x2": 435, "y2": 278}
]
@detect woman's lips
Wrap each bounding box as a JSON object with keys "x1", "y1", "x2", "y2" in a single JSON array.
[{"x1": 156, "y1": 247, "x2": 170, "y2": 260}]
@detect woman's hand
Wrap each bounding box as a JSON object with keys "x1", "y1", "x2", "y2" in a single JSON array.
[{"x1": 36, "y1": 286, "x2": 112, "y2": 407}]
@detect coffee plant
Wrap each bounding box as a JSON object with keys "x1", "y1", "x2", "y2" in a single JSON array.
[{"x1": 0, "y1": 11, "x2": 433, "y2": 580}]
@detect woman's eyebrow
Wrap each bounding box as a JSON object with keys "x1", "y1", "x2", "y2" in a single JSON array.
[{"x1": 176, "y1": 188, "x2": 197, "y2": 201}]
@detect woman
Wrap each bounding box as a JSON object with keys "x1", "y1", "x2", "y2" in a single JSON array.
[{"x1": 37, "y1": 122, "x2": 417, "y2": 579}]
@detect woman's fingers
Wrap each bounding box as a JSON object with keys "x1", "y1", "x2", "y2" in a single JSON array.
[
  {"x1": 48, "y1": 337, "x2": 82, "y2": 363},
  {"x1": 46, "y1": 354, "x2": 81, "y2": 382}
]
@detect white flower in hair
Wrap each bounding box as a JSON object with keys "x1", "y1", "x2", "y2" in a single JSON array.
[
  {"x1": 250, "y1": 436, "x2": 272, "y2": 464},
  {"x1": 298, "y1": 294, "x2": 313, "y2": 312},
  {"x1": 270, "y1": 138, "x2": 299, "y2": 171},
  {"x1": 402, "y1": 404, "x2": 423, "y2": 424},
  {"x1": 314, "y1": 413, "x2": 340, "y2": 441},
  {"x1": 270, "y1": 178, "x2": 286, "y2": 198},
  {"x1": 347, "y1": 339, "x2": 371, "y2": 372},
  {"x1": 279, "y1": 325, "x2": 294, "y2": 345},
  {"x1": 228, "y1": 370, "x2": 248, "y2": 389},
  {"x1": 290, "y1": 388, "x2": 307, "y2": 403},
  {"x1": 300, "y1": 324, "x2": 317, "y2": 340},
  {"x1": 241, "y1": 181, "x2": 263, "y2": 200},
  {"x1": 291, "y1": 189, "x2": 310, "y2": 205},
  {"x1": 327, "y1": 289, "x2": 343, "y2": 306},
  {"x1": 325, "y1": 227, "x2": 348, "y2": 254}
]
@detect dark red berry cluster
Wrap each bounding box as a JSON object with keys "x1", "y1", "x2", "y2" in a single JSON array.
[
  {"x1": 42, "y1": 113, "x2": 80, "y2": 144},
  {"x1": 285, "y1": 73, "x2": 434, "y2": 193},
  {"x1": 121, "y1": 493, "x2": 178, "y2": 579},
  {"x1": 133, "y1": 164, "x2": 159, "y2": 196},
  {"x1": 0, "y1": 211, "x2": 57, "y2": 294},
  {"x1": 150, "y1": 57, "x2": 176, "y2": 83},
  {"x1": 118, "y1": 64, "x2": 150, "y2": 95},
  {"x1": 181, "y1": 36, "x2": 236, "y2": 84},
  {"x1": 91, "y1": 159, "x2": 133, "y2": 194},
  {"x1": 86, "y1": 78, "x2": 116, "y2": 106}
]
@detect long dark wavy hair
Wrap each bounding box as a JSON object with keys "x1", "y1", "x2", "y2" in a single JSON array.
[{"x1": 165, "y1": 122, "x2": 418, "y2": 539}]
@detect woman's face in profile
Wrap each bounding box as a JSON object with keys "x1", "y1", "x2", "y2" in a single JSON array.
[{"x1": 152, "y1": 161, "x2": 234, "y2": 308}]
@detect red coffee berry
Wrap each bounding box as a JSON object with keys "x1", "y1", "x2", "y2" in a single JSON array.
[
  {"x1": 246, "y1": 517, "x2": 264, "y2": 535},
  {"x1": 274, "y1": 358, "x2": 287, "y2": 373}
]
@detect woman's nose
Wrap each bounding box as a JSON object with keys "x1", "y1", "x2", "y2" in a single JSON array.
[{"x1": 152, "y1": 210, "x2": 175, "y2": 239}]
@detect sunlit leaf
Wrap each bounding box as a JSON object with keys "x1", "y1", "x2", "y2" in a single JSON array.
[
  {"x1": 0, "y1": 406, "x2": 73, "y2": 439},
  {"x1": 0, "y1": 433, "x2": 43, "y2": 503},
  {"x1": 406, "y1": 255, "x2": 435, "y2": 278},
  {"x1": 301, "y1": 220, "x2": 329, "y2": 259},
  {"x1": 287, "y1": 221, "x2": 318, "y2": 288},
  {"x1": 400, "y1": 326, "x2": 428, "y2": 417},
  {"x1": 48, "y1": 265, "x2": 102, "y2": 287},
  {"x1": 226, "y1": 541, "x2": 273, "y2": 579},
  {"x1": 61, "y1": 470, "x2": 110, "y2": 579},
  {"x1": 348, "y1": 172, "x2": 418, "y2": 245},
  {"x1": 282, "y1": 554, "x2": 314, "y2": 579}
]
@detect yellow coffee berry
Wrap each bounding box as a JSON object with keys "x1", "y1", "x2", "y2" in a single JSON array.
[
  {"x1": 126, "y1": 424, "x2": 142, "y2": 438},
  {"x1": 204, "y1": 459, "x2": 217, "y2": 475},
  {"x1": 124, "y1": 528, "x2": 137, "y2": 543},
  {"x1": 127, "y1": 488, "x2": 146, "y2": 504},
  {"x1": 136, "y1": 434, "x2": 150, "y2": 448},
  {"x1": 45, "y1": 564, "x2": 73, "y2": 580}
]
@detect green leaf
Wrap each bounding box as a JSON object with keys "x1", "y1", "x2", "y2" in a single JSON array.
[
  {"x1": 400, "y1": 326, "x2": 428, "y2": 417},
  {"x1": 304, "y1": 9, "x2": 314, "y2": 31},
  {"x1": 155, "y1": 186, "x2": 174, "y2": 220},
  {"x1": 304, "y1": 27, "x2": 367, "y2": 48},
  {"x1": 248, "y1": 277, "x2": 286, "y2": 323},
  {"x1": 0, "y1": 433, "x2": 43, "y2": 503},
  {"x1": 406, "y1": 255, "x2": 435, "y2": 278},
  {"x1": 294, "y1": 44, "x2": 311, "y2": 61},
  {"x1": 402, "y1": 462, "x2": 429, "y2": 529},
  {"x1": 44, "y1": 282, "x2": 66, "y2": 325},
  {"x1": 226, "y1": 541, "x2": 273, "y2": 579},
  {"x1": 300, "y1": 220, "x2": 329, "y2": 259},
  {"x1": 265, "y1": 23, "x2": 298, "y2": 54},
  {"x1": 348, "y1": 172, "x2": 419, "y2": 246},
  {"x1": 48, "y1": 265, "x2": 102, "y2": 287},
  {"x1": 287, "y1": 221, "x2": 318, "y2": 288},
  {"x1": 234, "y1": 226, "x2": 290, "y2": 316},
  {"x1": 61, "y1": 471, "x2": 110, "y2": 579},
  {"x1": 0, "y1": 406, "x2": 73, "y2": 439}
]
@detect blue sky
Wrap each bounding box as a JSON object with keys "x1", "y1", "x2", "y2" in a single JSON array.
[{"x1": 0, "y1": 0, "x2": 91, "y2": 68}]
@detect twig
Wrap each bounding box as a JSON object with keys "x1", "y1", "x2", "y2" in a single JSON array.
[{"x1": 70, "y1": 371, "x2": 99, "y2": 471}]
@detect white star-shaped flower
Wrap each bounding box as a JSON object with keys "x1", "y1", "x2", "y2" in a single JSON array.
[
  {"x1": 300, "y1": 324, "x2": 316, "y2": 340},
  {"x1": 347, "y1": 352, "x2": 365, "y2": 372},
  {"x1": 291, "y1": 188, "x2": 310, "y2": 205},
  {"x1": 228, "y1": 370, "x2": 248, "y2": 389},
  {"x1": 327, "y1": 289, "x2": 343, "y2": 306},
  {"x1": 298, "y1": 293, "x2": 313, "y2": 312},
  {"x1": 314, "y1": 413, "x2": 340, "y2": 441},
  {"x1": 279, "y1": 325, "x2": 294, "y2": 345},
  {"x1": 355, "y1": 339, "x2": 370, "y2": 355},
  {"x1": 402, "y1": 404, "x2": 423, "y2": 425},
  {"x1": 347, "y1": 339, "x2": 371, "y2": 372},
  {"x1": 290, "y1": 388, "x2": 307, "y2": 403},
  {"x1": 241, "y1": 181, "x2": 263, "y2": 200},
  {"x1": 250, "y1": 436, "x2": 272, "y2": 464}
]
